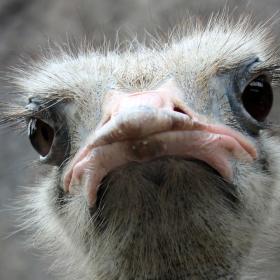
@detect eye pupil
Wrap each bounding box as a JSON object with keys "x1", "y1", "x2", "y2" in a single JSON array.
[
  {"x1": 241, "y1": 76, "x2": 273, "y2": 122},
  {"x1": 42, "y1": 124, "x2": 52, "y2": 142},
  {"x1": 28, "y1": 119, "x2": 54, "y2": 157}
]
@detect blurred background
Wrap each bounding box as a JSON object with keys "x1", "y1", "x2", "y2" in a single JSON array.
[{"x1": 0, "y1": 0, "x2": 279, "y2": 279}]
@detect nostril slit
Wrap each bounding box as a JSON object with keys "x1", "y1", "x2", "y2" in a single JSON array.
[
  {"x1": 173, "y1": 106, "x2": 187, "y2": 115},
  {"x1": 102, "y1": 116, "x2": 111, "y2": 126}
]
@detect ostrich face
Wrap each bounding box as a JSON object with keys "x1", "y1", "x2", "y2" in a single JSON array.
[{"x1": 2, "y1": 18, "x2": 280, "y2": 279}]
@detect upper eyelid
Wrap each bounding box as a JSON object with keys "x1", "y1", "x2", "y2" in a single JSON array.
[
  {"x1": 233, "y1": 62, "x2": 273, "y2": 94},
  {"x1": 25, "y1": 105, "x2": 51, "y2": 119},
  {"x1": 245, "y1": 60, "x2": 275, "y2": 82},
  {"x1": 25, "y1": 102, "x2": 55, "y2": 127}
]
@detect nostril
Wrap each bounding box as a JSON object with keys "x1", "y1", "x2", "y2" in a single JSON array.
[
  {"x1": 100, "y1": 115, "x2": 111, "y2": 127},
  {"x1": 173, "y1": 106, "x2": 187, "y2": 115}
]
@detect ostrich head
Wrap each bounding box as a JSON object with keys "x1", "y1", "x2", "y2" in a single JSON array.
[{"x1": 1, "y1": 15, "x2": 280, "y2": 279}]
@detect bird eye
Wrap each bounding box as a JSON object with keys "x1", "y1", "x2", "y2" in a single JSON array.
[
  {"x1": 241, "y1": 76, "x2": 273, "y2": 122},
  {"x1": 28, "y1": 118, "x2": 55, "y2": 157}
]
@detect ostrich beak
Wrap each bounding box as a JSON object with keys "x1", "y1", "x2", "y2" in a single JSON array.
[{"x1": 64, "y1": 79, "x2": 257, "y2": 206}]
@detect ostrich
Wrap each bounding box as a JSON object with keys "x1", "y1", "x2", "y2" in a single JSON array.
[{"x1": 1, "y1": 14, "x2": 280, "y2": 279}]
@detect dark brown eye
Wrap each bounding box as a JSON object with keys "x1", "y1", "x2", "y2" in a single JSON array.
[
  {"x1": 241, "y1": 76, "x2": 273, "y2": 122},
  {"x1": 28, "y1": 118, "x2": 55, "y2": 157}
]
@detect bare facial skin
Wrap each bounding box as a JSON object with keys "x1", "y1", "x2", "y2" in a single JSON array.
[{"x1": 2, "y1": 15, "x2": 280, "y2": 280}]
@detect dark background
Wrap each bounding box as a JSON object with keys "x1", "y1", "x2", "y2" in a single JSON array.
[{"x1": 0, "y1": 1, "x2": 279, "y2": 279}]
